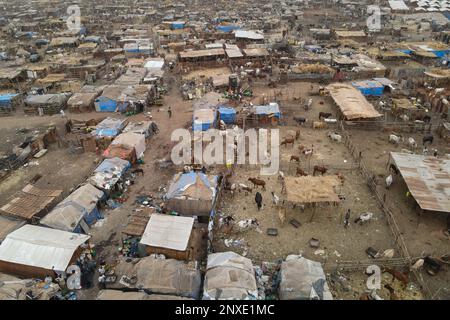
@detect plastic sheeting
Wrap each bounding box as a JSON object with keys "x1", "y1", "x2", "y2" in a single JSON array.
[
  {"x1": 352, "y1": 80, "x2": 384, "y2": 96},
  {"x1": 93, "y1": 117, "x2": 127, "y2": 138},
  {"x1": 110, "y1": 132, "x2": 146, "y2": 159},
  {"x1": 40, "y1": 183, "x2": 104, "y2": 232},
  {"x1": 111, "y1": 257, "x2": 201, "y2": 299},
  {"x1": 278, "y1": 256, "x2": 333, "y2": 300},
  {"x1": 193, "y1": 108, "x2": 216, "y2": 131},
  {"x1": 203, "y1": 252, "x2": 258, "y2": 300},
  {"x1": 254, "y1": 103, "x2": 281, "y2": 118},
  {"x1": 90, "y1": 157, "x2": 131, "y2": 190},
  {"x1": 165, "y1": 172, "x2": 217, "y2": 201},
  {"x1": 218, "y1": 106, "x2": 236, "y2": 124}
]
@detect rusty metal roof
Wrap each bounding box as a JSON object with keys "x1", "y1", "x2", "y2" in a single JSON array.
[{"x1": 391, "y1": 152, "x2": 450, "y2": 213}]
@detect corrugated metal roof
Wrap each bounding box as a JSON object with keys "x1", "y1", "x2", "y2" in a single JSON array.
[
  {"x1": 391, "y1": 152, "x2": 450, "y2": 213},
  {"x1": 140, "y1": 214, "x2": 194, "y2": 251},
  {"x1": 0, "y1": 225, "x2": 90, "y2": 272}
]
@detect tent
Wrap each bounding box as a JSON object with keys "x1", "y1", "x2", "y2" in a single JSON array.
[
  {"x1": 40, "y1": 183, "x2": 104, "y2": 233},
  {"x1": 203, "y1": 252, "x2": 258, "y2": 300},
  {"x1": 165, "y1": 172, "x2": 218, "y2": 216},
  {"x1": 278, "y1": 256, "x2": 333, "y2": 300},
  {"x1": 90, "y1": 157, "x2": 131, "y2": 191},
  {"x1": 254, "y1": 103, "x2": 281, "y2": 119},
  {"x1": 218, "y1": 106, "x2": 236, "y2": 124}
]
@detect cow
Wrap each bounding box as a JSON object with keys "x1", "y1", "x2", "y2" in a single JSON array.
[
  {"x1": 281, "y1": 137, "x2": 295, "y2": 148},
  {"x1": 293, "y1": 116, "x2": 307, "y2": 125},
  {"x1": 319, "y1": 112, "x2": 332, "y2": 119},
  {"x1": 296, "y1": 167, "x2": 308, "y2": 176},
  {"x1": 290, "y1": 155, "x2": 300, "y2": 162}
]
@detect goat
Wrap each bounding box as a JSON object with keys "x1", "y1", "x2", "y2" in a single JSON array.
[
  {"x1": 354, "y1": 212, "x2": 374, "y2": 224},
  {"x1": 385, "y1": 174, "x2": 393, "y2": 189},
  {"x1": 278, "y1": 171, "x2": 285, "y2": 181},
  {"x1": 248, "y1": 177, "x2": 266, "y2": 190},
  {"x1": 281, "y1": 137, "x2": 295, "y2": 147},
  {"x1": 271, "y1": 192, "x2": 280, "y2": 207},
  {"x1": 313, "y1": 121, "x2": 327, "y2": 129},
  {"x1": 296, "y1": 167, "x2": 308, "y2": 176},
  {"x1": 302, "y1": 148, "x2": 313, "y2": 156},
  {"x1": 407, "y1": 137, "x2": 417, "y2": 149},
  {"x1": 313, "y1": 165, "x2": 328, "y2": 176},
  {"x1": 290, "y1": 155, "x2": 300, "y2": 162},
  {"x1": 237, "y1": 218, "x2": 260, "y2": 232},
  {"x1": 389, "y1": 134, "x2": 402, "y2": 145},
  {"x1": 238, "y1": 183, "x2": 252, "y2": 194},
  {"x1": 327, "y1": 132, "x2": 342, "y2": 143}
]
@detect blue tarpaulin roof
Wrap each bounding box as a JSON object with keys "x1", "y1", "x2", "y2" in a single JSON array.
[
  {"x1": 94, "y1": 157, "x2": 130, "y2": 174},
  {"x1": 352, "y1": 80, "x2": 385, "y2": 96},
  {"x1": 165, "y1": 172, "x2": 218, "y2": 200},
  {"x1": 0, "y1": 93, "x2": 18, "y2": 106},
  {"x1": 255, "y1": 103, "x2": 281, "y2": 118},
  {"x1": 94, "y1": 117, "x2": 126, "y2": 137},
  {"x1": 218, "y1": 106, "x2": 236, "y2": 124}
]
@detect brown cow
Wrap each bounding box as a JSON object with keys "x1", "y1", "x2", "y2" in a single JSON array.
[
  {"x1": 248, "y1": 177, "x2": 266, "y2": 190},
  {"x1": 384, "y1": 268, "x2": 409, "y2": 288},
  {"x1": 313, "y1": 165, "x2": 328, "y2": 176}
]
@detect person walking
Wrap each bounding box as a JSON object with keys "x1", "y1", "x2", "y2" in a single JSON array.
[
  {"x1": 255, "y1": 192, "x2": 263, "y2": 211},
  {"x1": 168, "y1": 106, "x2": 172, "y2": 118},
  {"x1": 344, "y1": 209, "x2": 351, "y2": 228}
]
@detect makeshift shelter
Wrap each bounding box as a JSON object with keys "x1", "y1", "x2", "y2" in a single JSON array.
[
  {"x1": 107, "y1": 132, "x2": 146, "y2": 159},
  {"x1": 327, "y1": 83, "x2": 383, "y2": 120},
  {"x1": 165, "y1": 172, "x2": 218, "y2": 216},
  {"x1": 0, "y1": 273, "x2": 60, "y2": 300},
  {"x1": 0, "y1": 184, "x2": 63, "y2": 222},
  {"x1": 390, "y1": 152, "x2": 450, "y2": 213},
  {"x1": 0, "y1": 225, "x2": 90, "y2": 278},
  {"x1": 24, "y1": 93, "x2": 70, "y2": 115},
  {"x1": 90, "y1": 157, "x2": 131, "y2": 191},
  {"x1": 94, "y1": 85, "x2": 126, "y2": 112},
  {"x1": 123, "y1": 121, "x2": 158, "y2": 138},
  {"x1": 253, "y1": 103, "x2": 281, "y2": 124},
  {"x1": 67, "y1": 92, "x2": 100, "y2": 113},
  {"x1": 40, "y1": 183, "x2": 104, "y2": 233},
  {"x1": 193, "y1": 108, "x2": 216, "y2": 131},
  {"x1": 203, "y1": 252, "x2": 258, "y2": 300},
  {"x1": 109, "y1": 256, "x2": 201, "y2": 299},
  {"x1": 218, "y1": 106, "x2": 236, "y2": 124},
  {"x1": 279, "y1": 256, "x2": 333, "y2": 300},
  {"x1": 93, "y1": 117, "x2": 127, "y2": 138},
  {"x1": 284, "y1": 176, "x2": 341, "y2": 205},
  {"x1": 351, "y1": 80, "x2": 385, "y2": 96},
  {"x1": 0, "y1": 93, "x2": 20, "y2": 115},
  {"x1": 139, "y1": 214, "x2": 195, "y2": 260}
]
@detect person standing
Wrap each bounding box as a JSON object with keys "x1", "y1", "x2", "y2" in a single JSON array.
[
  {"x1": 255, "y1": 192, "x2": 263, "y2": 211},
  {"x1": 344, "y1": 209, "x2": 351, "y2": 228},
  {"x1": 168, "y1": 106, "x2": 172, "y2": 118}
]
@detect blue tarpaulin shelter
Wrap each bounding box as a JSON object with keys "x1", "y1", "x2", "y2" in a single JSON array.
[
  {"x1": 171, "y1": 21, "x2": 185, "y2": 29},
  {"x1": 216, "y1": 25, "x2": 240, "y2": 32},
  {"x1": 0, "y1": 93, "x2": 19, "y2": 107},
  {"x1": 193, "y1": 109, "x2": 216, "y2": 131},
  {"x1": 40, "y1": 183, "x2": 105, "y2": 233},
  {"x1": 218, "y1": 106, "x2": 236, "y2": 124},
  {"x1": 93, "y1": 117, "x2": 127, "y2": 137},
  {"x1": 165, "y1": 172, "x2": 218, "y2": 216},
  {"x1": 255, "y1": 103, "x2": 281, "y2": 118},
  {"x1": 352, "y1": 80, "x2": 385, "y2": 96}
]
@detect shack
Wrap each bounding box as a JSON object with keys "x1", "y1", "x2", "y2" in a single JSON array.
[
  {"x1": 217, "y1": 106, "x2": 236, "y2": 124},
  {"x1": 40, "y1": 183, "x2": 104, "y2": 233},
  {"x1": 0, "y1": 225, "x2": 90, "y2": 278},
  {"x1": 253, "y1": 103, "x2": 281, "y2": 125},
  {"x1": 93, "y1": 117, "x2": 127, "y2": 138},
  {"x1": 165, "y1": 171, "x2": 218, "y2": 217},
  {"x1": 0, "y1": 93, "x2": 21, "y2": 116},
  {"x1": 203, "y1": 251, "x2": 258, "y2": 300},
  {"x1": 139, "y1": 214, "x2": 195, "y2": 260},
  {"x1": 279, "y1": 256, "x2": 333, "y2": 300},
  {"x1": 123, "y1": 121, "x2": 159, "y2": 138},
  {"x1": 193, "y1": 108, "x2": 216, "y2": 131},
  {"x1": 89, "y1": 157, "x2": 131, "y2": 192},
  {"x1": 327, "y1": 83, "x2": 383, "y2": 120},
  {"x1": 104, "y1": 132, "x2": 146, "y2": 160},
  {"x1": 24, "y1": 93, "x2": 70, "y2": 115}
]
